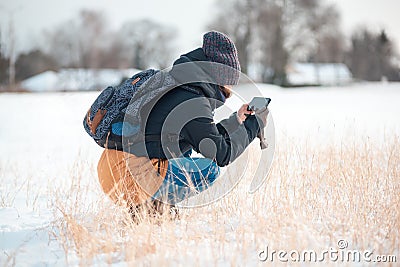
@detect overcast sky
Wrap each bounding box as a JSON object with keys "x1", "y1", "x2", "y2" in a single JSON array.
[{"x1": 1, "y1": 0, "x2": 400, "y2": 57}]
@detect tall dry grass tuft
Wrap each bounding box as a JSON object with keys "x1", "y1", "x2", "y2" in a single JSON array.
[
  {"x1": 51, "y1": 134, "x2": 400, "y2": 265},
  {"x1": 252, "y1": 135, "x2": 399, "y2": 252}
]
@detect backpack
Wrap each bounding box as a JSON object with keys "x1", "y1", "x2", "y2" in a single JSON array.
[{"x1": 83, "y1": 69, "x2": 177, "y2": 151}]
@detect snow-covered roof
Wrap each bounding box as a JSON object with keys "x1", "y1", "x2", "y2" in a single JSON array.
[
  {"x1": 287, "y1": 63, "x2": 353, "y2": 86},
  {"x1": 21, "y1": 68, "x2": 141, "y2": 92},
  {"x1": 20, "y1": 71, "x2": 59, "y2": 92}
]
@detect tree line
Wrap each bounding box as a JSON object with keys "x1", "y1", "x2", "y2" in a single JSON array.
[
  {"x1": 0, "y1": 0, "x2": 399, "y2": 89},
  {"x1": 208, "y1": 0, "x2": 400, "y2": 85},
  {"x1": 0, "y1": 9, "x2": 177, "y2": 88}
]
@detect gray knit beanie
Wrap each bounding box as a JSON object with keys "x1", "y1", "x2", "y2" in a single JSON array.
[{"x1": 202, "y1": 31, "x2": 241, "y2": 85}]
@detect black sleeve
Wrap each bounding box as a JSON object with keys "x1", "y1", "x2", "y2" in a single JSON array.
[
  {"x1": 216, "y1": 112, "x2": 240, "y2": 137},
  {"x1": 181, "y1": 103, "x2": 261, "y2": 167},
  {"x1": 243, "y1": 115, "x2": 261, "y2": 141}
]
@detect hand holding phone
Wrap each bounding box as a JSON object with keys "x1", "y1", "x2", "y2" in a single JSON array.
[
  {"x1": 247, "y1": 97, "x2": 271, "y2": 150},
  {"x1": 247, "y1": 97, "x2": 271, "y2": 113}
]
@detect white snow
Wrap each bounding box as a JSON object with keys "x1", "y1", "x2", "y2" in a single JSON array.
[
  {"x1": 227, "y1": 82, "x2": 400, "y2": 144},
  {"x1": 0, "y1": 82, "x2": 399, "y2": 266}
]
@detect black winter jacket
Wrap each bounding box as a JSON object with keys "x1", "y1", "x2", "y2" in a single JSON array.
[{"x1": 143, "y1": 48, "x2": 260, "y2": 167}]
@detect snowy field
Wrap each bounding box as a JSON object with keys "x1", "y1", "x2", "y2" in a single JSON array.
[{"x1": 0, "y1": 82, "x2": 399, "y2": 266}]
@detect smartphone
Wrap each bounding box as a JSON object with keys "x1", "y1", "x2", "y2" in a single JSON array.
[{"x1": 247, "y1": 97, "x2": 271, "y2": 112}]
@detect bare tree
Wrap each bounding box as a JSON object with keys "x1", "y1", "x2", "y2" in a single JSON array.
[
  {"x1": 207, "y1": 0, "x2": 256, "y2": 74},
  {"x1": 256, "y1": 1, "x2": 288, "y2": 84},
  {"x1": 7, "y1": 16, "x2": 16, "y2": 90},
  {"x1": 98, "y1": 33, "x2": 128, "y2": 68},
  {"x1": 116, "y1": 19, "x2": 177, "y2": 69},
  {"x1": 0, "y1": 25, "x2": 9, "y2": 86},
  {"x1": 207, "y1": 0, "x2": 345, "y2": 85},
  {"x1": 44, "y1": 21, "x2": 79, "y2": 67},
  {"x1": 0, "y1": 41, "x2": 8, "y2": 86},
  {"x1": 305, "y1": 3, "x2": 344, "y2": 63},
  {"x1": 45, "y1": 9, "x2": 108, "y2": 68},
  {"x1": 77, "y1": 10, "x2": 107, "y2": 68},
  {"x1": 44, "y1": 11, "x2": 177, "y2": 70}
]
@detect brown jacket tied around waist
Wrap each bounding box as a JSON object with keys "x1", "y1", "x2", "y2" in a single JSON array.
[{"x1": 97, "y1": 149, "x2": 168, "y2": 206}]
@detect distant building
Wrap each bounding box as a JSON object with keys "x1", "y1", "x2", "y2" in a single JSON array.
[
  {"x1": 286, "y1": 63, "x2": 353, "y2": 86},
  {"x1": 21, "y1": 68, "x2": 141, "y2": 92}
]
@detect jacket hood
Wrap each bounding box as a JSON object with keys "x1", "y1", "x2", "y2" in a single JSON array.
[{"x1": 169, "y1": 48, "x2": 226, "y2": 105}]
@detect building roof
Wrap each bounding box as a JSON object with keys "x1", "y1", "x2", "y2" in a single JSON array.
[
  {"x1": 287, "y1": 63, "x2": 353, "y2": 86},
  {"x1": 21, "y1": 68, "x2": 141, "y2": 92}
]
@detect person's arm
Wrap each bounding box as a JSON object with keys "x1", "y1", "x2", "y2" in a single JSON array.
[
  {"x1": 216, "y1": 112, "x2": 240, "y2": 138},
  {"x1": 182, "y1": 103, "x2": 260, "y2": 167},
  {"x1": 216, "y1": 104, "x2": 253, "y2": 137}
]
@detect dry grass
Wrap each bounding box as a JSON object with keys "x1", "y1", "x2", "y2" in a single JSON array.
[{"x1": 47, "y1": 133, "x2": 400, "y2": 266}]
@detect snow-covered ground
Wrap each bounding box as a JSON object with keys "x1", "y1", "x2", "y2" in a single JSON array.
[
  {"x1": 0, "y1": 82, "x2": 399, "y2": 266},
  {"x1": 230, "y1": 82, "x2": 400, "y2": 143}
]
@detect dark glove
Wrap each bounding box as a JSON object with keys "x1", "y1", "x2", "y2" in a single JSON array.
[{"x1": 255, "y1": 108, "x2": 269, "y2": 149}]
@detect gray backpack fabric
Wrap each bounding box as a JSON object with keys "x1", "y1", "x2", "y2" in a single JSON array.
[{"x1": 83, "y1": 69, "x2": 177, "y2": 150}]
